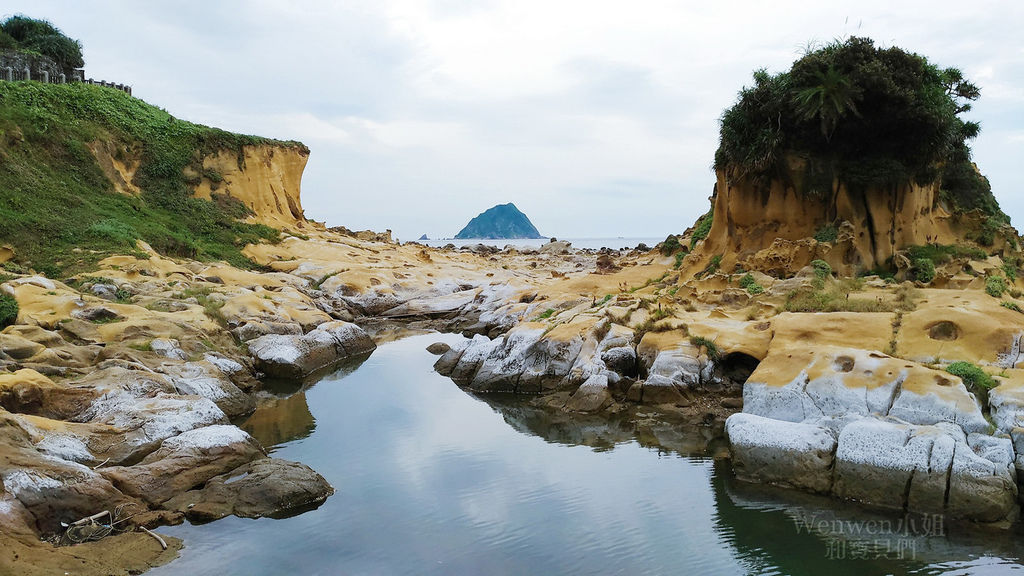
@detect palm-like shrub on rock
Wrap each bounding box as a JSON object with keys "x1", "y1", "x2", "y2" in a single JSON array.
[{"x1": 713, "y1": 37, "x2": 998, "y2": 219}]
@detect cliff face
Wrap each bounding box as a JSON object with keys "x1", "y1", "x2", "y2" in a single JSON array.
[
  {"x1": 189, "y1": 145, "x2": 308, "y2": 228},
  {"x1": 697, "y1": 161, "x2": 989, "y2": 276}
]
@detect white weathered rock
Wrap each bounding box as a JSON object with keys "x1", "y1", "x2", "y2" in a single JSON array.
[
  {"x1": 9, "y1": 276, "x2": 55, "y2": 290},
  {"x1": 248, "y1": 320, "x2": 375, "y2": 379},
  {"x1": 78, "y1": 388, "x2": 227, "y2": 454},
  {"x1": 203, "y1": 353, "x2": 245, "y2": 375},
  {"x1": 160, "y1": 361, "x2": 255, "y2": 418},
  {"x1": 947, "y1": 440, "x2": 1018, "y2": 523},
  {"x1": 830, "y1": 419, "x2": 1017, "y2": 522},
  {"x1": 231, "y1": 321, "x2": 303, "y2": 342},
  {"x1": 564, "y1": 373, "x2": 611, "y2": 412},
  {"x1": 150, "y1": 338, "x2": 188, "y2": 360},
  {"x1": 989, "y1": 383, "x2": 1024, "y2": 434},
  {"x1": 726, "y1": 413, "x2": 836, "y2": 493},
  {"x1": 888, "y1": 385, "x2": 988, "y2": 434},
  {"x1": 99, "y1": 424, "x2": 264, "y2": 506},
  {"x1": 742, "y1": 377, "x2": 822, "y2": 423},
  {"x1": 833, "y1": 419, "x2": 945, "y2": 513}
]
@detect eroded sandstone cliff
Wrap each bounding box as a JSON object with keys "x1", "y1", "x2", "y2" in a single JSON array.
[
  {"x1": 188, "y1": 145, "x2": 309, "y2": 229},
  {"x1": 694, "y1": 158, "x2": 1011, "y2": 278}
]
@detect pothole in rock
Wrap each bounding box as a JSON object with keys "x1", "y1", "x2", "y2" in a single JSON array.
[
  {"x1": 832, "y1": 356, "x2": 855, "y2": 373},
  {"x1": 927, "y1": 321, "x2": 960, "y2": 341}
]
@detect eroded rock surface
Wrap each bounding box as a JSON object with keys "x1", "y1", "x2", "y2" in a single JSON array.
[
  {"x1": 166, "y1": 458, "x2": 334, "y2": 522},
  {"x1": 248, "y1": 320, "x2": 375, "y2": 379}
]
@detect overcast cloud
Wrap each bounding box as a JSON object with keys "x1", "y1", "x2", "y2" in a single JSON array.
[{"x1": 6, "y1": 1, "x2": 1023, "y2": 240}]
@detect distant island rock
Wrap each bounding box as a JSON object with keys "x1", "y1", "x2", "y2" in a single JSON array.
[
  {"x1": 418, "y1": 234, "x2": 429, "y2": 240},
  {"x1": 455, "y1": 203, "x2": 544, "y2": 239}
]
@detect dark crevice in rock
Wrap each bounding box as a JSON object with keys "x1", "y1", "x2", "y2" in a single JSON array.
[
  {"x1": 944, "y1": 441, "x2": 956, "y2": 510},
  {"x1": 884, "y1": 374, "x2": 905, "y2": 416},
  {"x1": 903, "y1": 468, "x2": 917, "y2": 514}
]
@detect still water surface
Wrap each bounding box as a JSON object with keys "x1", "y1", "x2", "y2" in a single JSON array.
[{"x1": 152, "y1": 334, "x2": 1024, "y2": 575}]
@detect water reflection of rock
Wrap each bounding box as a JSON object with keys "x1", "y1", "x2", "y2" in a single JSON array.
[
  {"x1": 710, "y1": 459, "x2": 1024, "y2": 575},
  {"x1": 242, "y1": 354, "x2": 370, "y2": 450},
  {"x1": 242, "y1": 392, "x2": 316, "y2": 450},
  {"x1": 476, "y1": 393, "x2": 728, "y2": 457}
]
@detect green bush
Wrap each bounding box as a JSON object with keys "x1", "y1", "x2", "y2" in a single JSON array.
[
  {"x1": 1002, "y1": 261, "x2": 1018, "y2": 281},
  {"x1": 697, "y1": 254, "x2": 722, "y2": 279},
  {"x1": 813, "y1": 223, "x2": 838, "y2": 243},
  {"x1": 946, "y1": 361, "x2": 996, "y2": 403},
  {"x1": 986, "y1": 276, "x2": 1007, "y2": 297},
  {"x1": 0, "y1": 29, "x2": 16, "y2": 49},
  {"x1": 689, "y1": 335, "x2": 720, "y2": 361},
  {"x1": 87, "y1": 219, "x2": 138, "y2": 246},
  {"x1": 689, "y1": 210, "x2": 713, "y2": 249},
  {"x1": 911, "y1": 258, "x2": 935, "y2": 284},
  {"x1": 738, "y1": 272, "x2": 764, "y2": 295},
  {"x1": 810, "y1": 259, "x2": 831, "y2": 279},
  {"x1": 906, "y1": 243, "x2": 986, "y2": 264},
  {"x1": 0, "y1": 294, "x2": 18, "y2": 327},
  {"x1": 1001, "y1": 301, "x2": 1022, "y2": 313},
  {"x1": 659, "y1": 235, "x2": 681, "y2": 256},
  {"x1": 810, "y1": 259, "x2": 831, "y2": 288}
]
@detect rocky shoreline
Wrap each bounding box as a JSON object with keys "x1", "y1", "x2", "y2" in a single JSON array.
[{"x1": 3, "y1": 229, "x2": 1024, "y2": 573}]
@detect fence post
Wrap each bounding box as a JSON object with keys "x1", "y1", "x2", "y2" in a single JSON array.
[
  {"x1": 23, "y1": 67, "x2": 30, "y2": 81},
  {"x1": 4, "y1": 67, "x2": 11, "y2": 82},
  {"x1": 41, "y1": 70, "x2": 48, "y2": 83},
  {"x1": 58, "y1": 73, "x2": 65, "y2": 84}
]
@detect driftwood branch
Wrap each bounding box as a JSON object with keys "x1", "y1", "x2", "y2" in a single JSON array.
[
  {"x1": 69, "y1": 510, "x2": 110, "y2": 527},
  {"x1": 139, "y1": 526, "x2": 167, "y2": 550}
]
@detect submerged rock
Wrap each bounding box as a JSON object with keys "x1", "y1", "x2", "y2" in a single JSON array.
[{"x1": 426, "y1": 342, "x2": 450, "y2": 355}]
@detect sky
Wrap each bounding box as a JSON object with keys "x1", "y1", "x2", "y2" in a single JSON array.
[{"x1": 5, "y1": 1, "x2": 1023, "y2": 241}]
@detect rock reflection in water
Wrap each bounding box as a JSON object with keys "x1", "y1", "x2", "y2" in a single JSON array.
[
  {"x1": 470, "y1": 390, "x2": 1024, "y2": 575},
  {"x1": 470, "y1": 392, "x2": 728, "y2": 457},
  {"x1": 242, "y1": 392, "x2": 316, "y2": 450},
  {"x1": 242, "y1": 354, "x2": 371, "y2": 450},
  {"x1": 712, "y1": 459, "x2": 1024, "y2": 575}
]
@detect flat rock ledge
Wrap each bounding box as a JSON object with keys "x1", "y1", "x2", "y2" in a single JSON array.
[{"x1": 248, "y1": 320, "x2": 376, "y2": 380}]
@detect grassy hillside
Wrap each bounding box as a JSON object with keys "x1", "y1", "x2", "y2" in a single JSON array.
[{"x1": 0, "y1": 81, "x2": 307, "y2": 276}]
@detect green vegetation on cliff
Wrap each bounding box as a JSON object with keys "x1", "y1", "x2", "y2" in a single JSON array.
[
  {"x1": 0, "y1": 81, "x2": 306, "y2": 275},
  {"x1": 713, "y1": 37, "x2": 1001, "y2": 220}
]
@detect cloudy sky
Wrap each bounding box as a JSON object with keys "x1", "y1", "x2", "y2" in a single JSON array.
[{"x1": 7, "y1": 1, "x2": 1023, "y2": 240}]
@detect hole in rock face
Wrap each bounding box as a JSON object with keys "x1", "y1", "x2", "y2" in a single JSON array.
[
  {"x1": 927, "y1": 321, "x2": 960, "y2": 341},
  {"x1": 716, "y1": 352, "x2": 760, "y2": 387},
  {"x1": 935, "y1": 376, "x2": 953, "y2": 387},
  {"x1": 832, "y1": 356, "x2": 855, "y2": 373}
]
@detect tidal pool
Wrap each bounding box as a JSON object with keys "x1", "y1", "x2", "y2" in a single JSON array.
[{"x1": 151, "y1": 333, "x2": 1024, "y2": 575}]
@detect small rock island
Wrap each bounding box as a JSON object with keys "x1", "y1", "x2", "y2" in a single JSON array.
[{"x1": 454, "y1": 203, "x2": 544, "y2": 239}]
